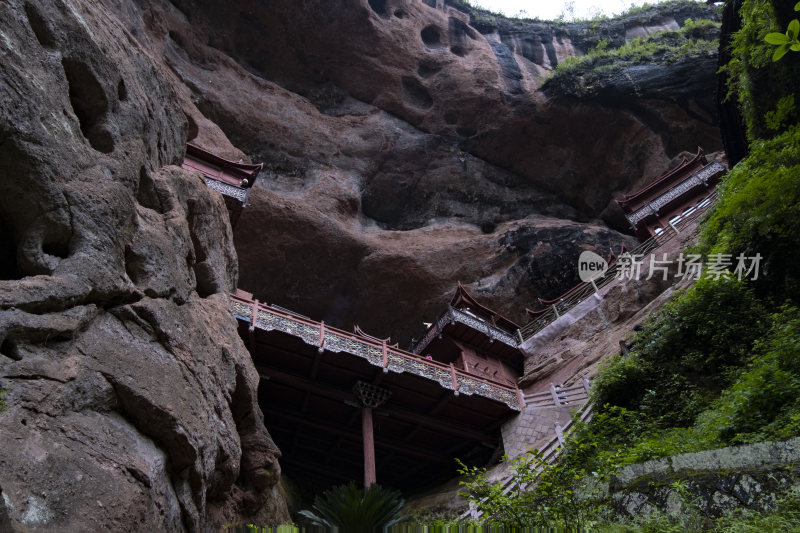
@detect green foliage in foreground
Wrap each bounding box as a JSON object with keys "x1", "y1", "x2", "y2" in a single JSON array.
[
  {"x1": 594, "y1": 277, "x2": 768, "y2": 429},
  {"x1": 451, "y1": 438, "x2": 800, "y2": 530},
  {"x1": 721, "y1": 0, "x2": 800, "y2": 140},
  {"x1": 0, "y1": 388, "x2": 6, "y2": 414},
  {"x1": 763, "y1": 2, "x2": 800, "y2": 61},
  {"x1": 297, "y1": 482, "x2": 405, "y2": 532},
  {"x1": 583, "y1": 106, "x2": 800, "y2": 468},
  {"x1": 456, "y1": 439, "x2": 619, "y2": 530}
]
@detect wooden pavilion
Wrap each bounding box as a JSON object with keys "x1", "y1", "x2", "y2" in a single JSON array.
[
  {"x1": 410, "y1": 283, "x2": 524, "y2": 388},
  {"x1": 181, "y1": 143, "x2": 263, "y2": 227},
  {"x1": 617, "y1": 148, "x2": 725, "y2": 241},
  {"x1": 231, "y1": 288, "x2": 523, "y2": 490}
]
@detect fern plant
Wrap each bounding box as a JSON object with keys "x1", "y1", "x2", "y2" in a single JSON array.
[{"x1": 298, "y1": 482, "x2": 405, "y2": 533}]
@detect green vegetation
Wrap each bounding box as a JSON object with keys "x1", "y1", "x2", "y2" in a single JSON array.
[
  {"x1": 721, "y1": 0, "x2": 800, "y2": 140},
  {"x1": 297, "y1": 482, "x2": 406, "y2": 532},
  {"x1": 450, "y1": 2, "x2": 800, "y2": 527},
  {"x1": 0, "y1": 388, "x2": 6, "y2": 414},
  {"x1": 569, "y1": 123, "x2": 800, "y2": 468},
  {"x1": 700, "y1": 125, "x2": 800, "y2": 300},
  {"x1": 558, "y1": 0, "x2": 800, "y2": 474},
  {"x1": 764, "y1": 2, "x2": 800, "y2": 61},
  {"x1": 546, "y1": 18, "x2": 720, "y2": 96},
  {"x1": 456, "y1": 441, "x2": 618, "y2": 529}
]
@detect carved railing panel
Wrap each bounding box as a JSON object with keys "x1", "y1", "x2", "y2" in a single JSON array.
[{"x1": 231, "y1": 296, "x2": 522, "y2": 411}]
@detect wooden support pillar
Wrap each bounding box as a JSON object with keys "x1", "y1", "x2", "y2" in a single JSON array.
[
  {"x1": 353, "y1": 381, "x2": 391, "y2": 488},
  {"x1": 362, "y1": 406, "x2": 376, "y2": 488}
]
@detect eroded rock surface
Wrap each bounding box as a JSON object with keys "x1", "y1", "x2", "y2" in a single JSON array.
[
  {"x1": 1, "y1": 0, "x2": 726, "y2": 526},
  {"x1": 101, "y1": 0, "x2": 721, "y2": 343},
  {"x1": 0, "y1": 0, "x2": 286, "y2": 529}
]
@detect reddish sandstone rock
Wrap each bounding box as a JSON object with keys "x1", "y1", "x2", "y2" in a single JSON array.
[
  {"x1": 0, "y1": 0, "x2": 286, "y2": 530},
  {"x1": 0, "y1": 0, "x2": 725, "y2": 527},
  {"x1": 103, "y1": 0, "x2": 719, "y2": 343}
]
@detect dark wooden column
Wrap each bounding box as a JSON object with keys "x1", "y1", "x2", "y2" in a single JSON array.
[
  {"x1": 362, "y1": 406, "x2": 376, "y2": 487},
  {"x1": 353, "y1": 381, "x2": 391, "y2": 488}
]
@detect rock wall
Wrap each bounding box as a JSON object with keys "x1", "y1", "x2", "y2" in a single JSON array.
[
  {"x1": 607, "y1": 437, "x2": 800, "y2": 520},
  {"x1": 0, "y1": 0, "x2": 287, "y2": 529},
  {"x1": 105, "y1": 0, "x2": 722, "y2": 344},
  {"x1": 501, "y1": 404, "x2": 574, "y2": 459},
  {"x1": 0, "y1": 0, "x2": 729, "y2": 526}
]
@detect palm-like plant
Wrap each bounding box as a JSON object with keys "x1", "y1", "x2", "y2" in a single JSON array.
[{"x1": 298, "y1": 482, "x2": 405, "y2": 532}]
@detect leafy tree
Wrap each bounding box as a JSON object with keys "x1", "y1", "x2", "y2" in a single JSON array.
[{"x1": 298, "y1": 482, "x2": 405, "y2": 533}]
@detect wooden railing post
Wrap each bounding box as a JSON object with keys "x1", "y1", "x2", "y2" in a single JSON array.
[
  {"x1": 554, "y1": 423, "x2": 565, "y2": 446},
  {"x1": 550, "y1": 383, "x2": 561, "y2": 406},
  {"x1": 450, "y1": 363, "x2": 460, "y2": 396},
  {"x1": 249, "y1": 299, "x2": 259, "y2": 332},
  {"x1": 318, "y1": 320, "x2": 325, "y2": 353},
  {"x1": 248, "y1": 299, "x2": 259, "y2": 351},
  {"x1": 381, "y1": 340, "x2": 389, "y2": 373}
]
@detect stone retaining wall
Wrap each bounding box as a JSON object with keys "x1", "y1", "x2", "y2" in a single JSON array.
[{"x1": 607, "y1": 437, "x2": 800, "y2": 519}]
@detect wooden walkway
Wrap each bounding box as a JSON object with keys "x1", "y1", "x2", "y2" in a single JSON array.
[
  {"x1": 517, "y1": 191, "x2": 718, "y2": 342},
  {"x1": 230, "y1": 292, "x2": 525, "y2": 411}
]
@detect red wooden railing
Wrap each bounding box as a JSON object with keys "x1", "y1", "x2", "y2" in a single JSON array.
[{"x1": 230, "y1": 293, "x2": 526, "y2": 411}]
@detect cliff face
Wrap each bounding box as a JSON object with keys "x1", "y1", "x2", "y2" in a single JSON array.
[
  {"x1": 0, "y1": 0, "x2": 722, "y2": 528},
  {"x1": 0, "y1": 1, "x2": 285, "y2": 530},
  {"x1": 126, "y1": 0, "x2": 721, "y2": 344}
]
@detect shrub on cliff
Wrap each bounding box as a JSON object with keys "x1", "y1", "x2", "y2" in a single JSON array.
[
  {"x1": 545, "y1": 17, "x2": 720, "y2": 96},
  {"x1": 699, "y1": 125, "x2": 800, "y2": 303},
  {"x1": 594, "y1": 277, "x2": 767, "y2": 429}
]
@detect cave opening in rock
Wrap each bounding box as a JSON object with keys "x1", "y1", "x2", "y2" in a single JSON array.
[
  {"x1": 417, "y1": 61, "x2": 441, "y2": 78},
  {"x1": 62, "y1": 58, "x2": 114, "y2": 153},
  {"x1": 367, "y1": 0, "x2": 387, "y2": 17},
  {"x1": 0, "y1": 338, "x2": 20, "y2": 360},
  {"x1": 421, "y1": 25, "x2": 441, "y2": 46},
  {"x1": 450, "y1": 45, "x2": 466, "y2": 57},
  {"x1": 0, "y1": 215, "x2": 20, "y2": 281},
  {"x1": 401, "y1": 77, "x2": 434, "y2": 109},
  {"x1": 24, "y1": 2, "x2": 57, "y2": 49},
  {"x1": 42, "y1": 239, "x2": 70, "y2": 260},
  {"x1": 117, "y1": 79, "x2": 128, "y2": 101}
]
